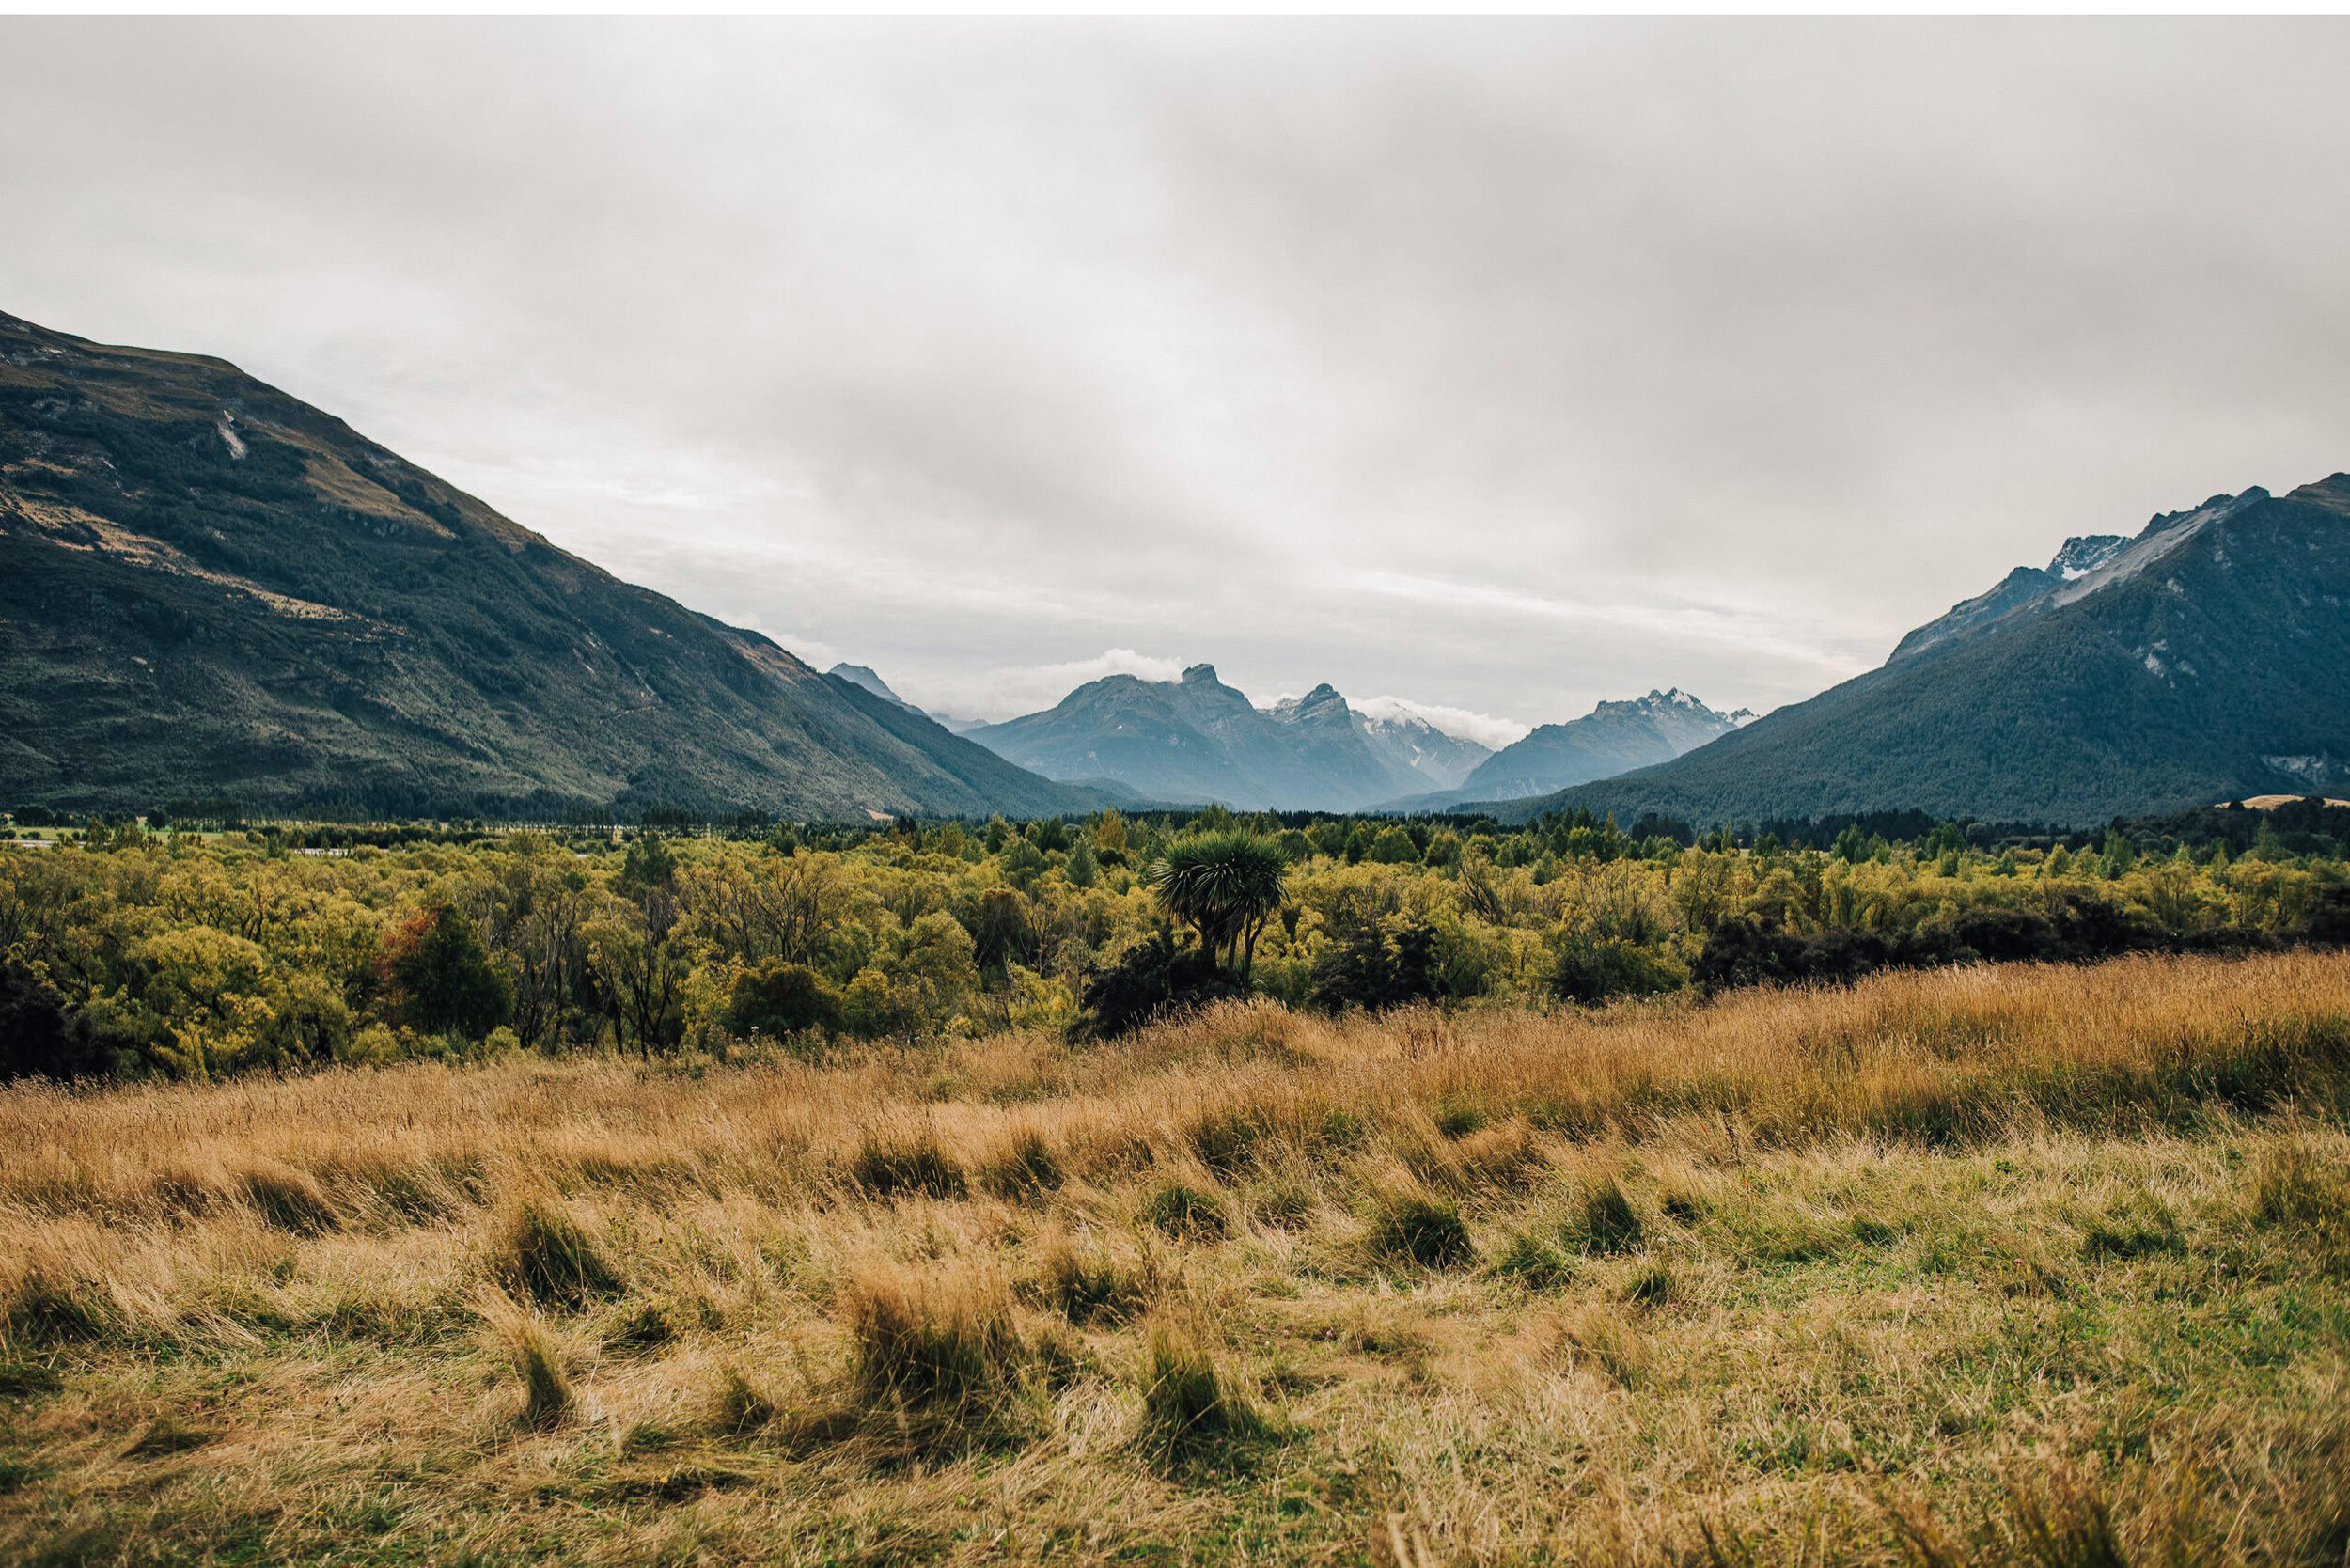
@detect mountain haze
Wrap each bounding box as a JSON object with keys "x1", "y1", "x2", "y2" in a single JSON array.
[
  {"x1": 0, "y1": 310, "x2": 1098, "y2": 820},
  {"x1": 1484, "y1": 476, "x2": 2350, "y2": 827},
  {"x1": 1349, "y1": 705, "x2": 1493, "y2": 792},
  {"x1": 967, "y1": 666, "x2": 1486, "y2": 810},
  {"x1": 1440, "y1": 688, "x2": 1749, "y2": 805}
]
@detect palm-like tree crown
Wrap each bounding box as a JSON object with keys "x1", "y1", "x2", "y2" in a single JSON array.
[{"x1": 1148, "y1": 830, "x2": 1288, "y2": 973}]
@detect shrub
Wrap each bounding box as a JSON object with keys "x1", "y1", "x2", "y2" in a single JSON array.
[
  {"x1": 1307, "y1": 903, "x2": 1445, "y2": 1014},
  {"x1": 0, "y1": 960, "x2": 116, "y2": 1081},
  {"x1": 1694, "y1": 917, "x2": 1894, "y2": 994},
  {"x1": 852, "y1": 1126, "x2": 968, "y2": 1200},
  {"x1": 382, "y1": 904, "x2": 510, "y2": 1042},
  {"x1": 1548, "y1": 937, "x2": 1684, "y2": 1006},
  {"x1": 725, "y1": 961, "x2": 842, "y2": 1043},
  {"x1": 1079, "y1": 931, "x2": 1240, "y2": 1040},
  {"x1": 489, "y1": 1199, "x2": 624, "y2": 1309},
  {"x1": 1371, "y1": 1191, "x2": 1475, "y2": 1269},
  {"x1": 1141, "y1": 1182, "x2": 1228, "y2": 1242}
]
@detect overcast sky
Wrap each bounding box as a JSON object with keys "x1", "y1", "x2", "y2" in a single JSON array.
[{"x1": 7, "y1": 19, "x2": 2348, "y2": 740}]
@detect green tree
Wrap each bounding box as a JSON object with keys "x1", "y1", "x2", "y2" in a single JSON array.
[
  {"x1": 618, "y1": 834, "x2": 678, "y2": 900},
  {"x1": 386, "y1": 903, "x2": 511, "y2": 1042},
  {"x1": 727, "y1": 961, "x2": 842, "y2": 1043}
]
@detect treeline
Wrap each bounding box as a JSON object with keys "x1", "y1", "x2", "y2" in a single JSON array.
[{"x1": 3, "y1": 802, "x2": 2347, "y2": 1083}]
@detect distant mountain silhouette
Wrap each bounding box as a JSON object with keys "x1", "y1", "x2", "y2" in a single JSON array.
[
  {"x1": 1432, "y1": 689, "x2": 1748, "y2": 806},
  {"x1": 968, "y1": 666, "x2": 1487, "y2": 810}
]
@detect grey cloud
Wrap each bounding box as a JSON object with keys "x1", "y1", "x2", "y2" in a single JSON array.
[{"x1": 4, "y1": 19, "x2": 2346, "y2": 729}]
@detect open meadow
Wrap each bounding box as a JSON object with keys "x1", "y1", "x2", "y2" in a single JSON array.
[{"x1": 5, "y1": 949, "x2": 2349, "y2": 1565}]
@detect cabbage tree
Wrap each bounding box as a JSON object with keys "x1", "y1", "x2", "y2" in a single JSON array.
[{"x1": 1148, "y1": 830, "x2": 1288, "y2": 977}]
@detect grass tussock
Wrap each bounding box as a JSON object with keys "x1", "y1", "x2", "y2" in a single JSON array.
[
  {"x1": 1574, "y1": 1176, "x2": 1647, "y2": 1255},
  {"x1": 0, "y1": 1360, "x2": 63, "y2": 1399},
  {"x1": 1027, "y1": 1231, "x2": 1148, "y2": 1325},
  {"x1": 2, "y1": 951, "x2": 2348, "y2": 1563},
  {"x1": 1140, "y1": 1320, "x2": 1261, "y2": 1454},
  {"x1": 842, "y1": 1266, "x2": 1028, "y2": 1410},
  {"x1": 1369, "y1": 1188, "x2": 1476, "y2": 1270},
  {"x1": 1491, "y1": 1231, "x2": 1577, "y2": 1290},
  {"x1": 975, "y1": 1129, "x2": 1064, "y2": 1201},
  {"x1": 1140, "y1": 1181, "x2": 1228, "y2": 1242},
  {"x1": 228, "y1": 1156, "x2": 340, "y2": 1235},
  {"x1": 851, "y1": 1124, "x2": 967, "y2": 1201},
  {"x1": 2250, "y1": 1135, "x2": 2350, "y2": 1277},
  {"x1": 479, "y1": 1298, "x2": 575, "y2": 1429},
  {"x1": 1559, "y1": 1302, "x2": 1651, "y2": 1388},
  {"x1": 710, "y1": 1365, "x2": 777, "y2": 1435},
  {"x1": 486, "y1": 1198, "x2": 624, "y2": 1309},
  {"x1": 1, "y1": 1262, "x2": 111, "y2": 1347}
]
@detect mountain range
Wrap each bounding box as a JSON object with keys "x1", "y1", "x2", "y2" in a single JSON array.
[
  {"x1": 7, "y1": 309, "x2": 2343, "y2": 830},
  {"x1": 1484, "y1": 478, "x2": 2350, "y2": 826},
  {"x1": 963, "y1": 666, "x2": 1491, "y2": 810},
  {"x1": 1397, "y1": 689, "x2": 1750, "y2": 809},
  {"x1": 0, "y1": 310, "x2": 1100, "y2": 821}
]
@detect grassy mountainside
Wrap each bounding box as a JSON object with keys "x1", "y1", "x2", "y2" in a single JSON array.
[
  {"x1": 0, "y1": 310, "x2": 1094, "y2": 821},
  {"x1": 1489, "y1": 477, "x2": 2350, "y2": 827},
  {"x1": 4, "y1": 953, "x2": 2347, "y2": 1563}
]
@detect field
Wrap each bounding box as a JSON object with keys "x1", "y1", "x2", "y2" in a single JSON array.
[{"x1": 5, "y1": 951, "x2": 2349, "y2": 1565}]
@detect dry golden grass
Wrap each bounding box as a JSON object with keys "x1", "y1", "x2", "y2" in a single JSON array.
[{"x1": 2, "y1": 951, "x2": 2348, "y2": 1564}]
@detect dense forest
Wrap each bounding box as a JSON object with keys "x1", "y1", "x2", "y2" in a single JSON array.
[{"x1": 7, "y1": 798, "x2": 2348, "y2": 1084}]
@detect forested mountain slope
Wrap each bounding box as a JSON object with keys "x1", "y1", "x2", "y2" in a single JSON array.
[
  {"x1": 0, "y1": 310, "x2": 1096, "y2": 819},
  {"x1": 1486, "y1": 476, "x2": 2350, "y2": 827}
]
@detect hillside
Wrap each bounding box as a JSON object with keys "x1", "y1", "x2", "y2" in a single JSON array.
[
  {"x1": 1484, "y1": 475, "x2": 2350, "y2": 827},
  {"x1": 966, "y1": 666, "x2": 1448, "y2": 810},
  {"x1": 0, "y1": 310, "x2": 1097, "y2": 820}
]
